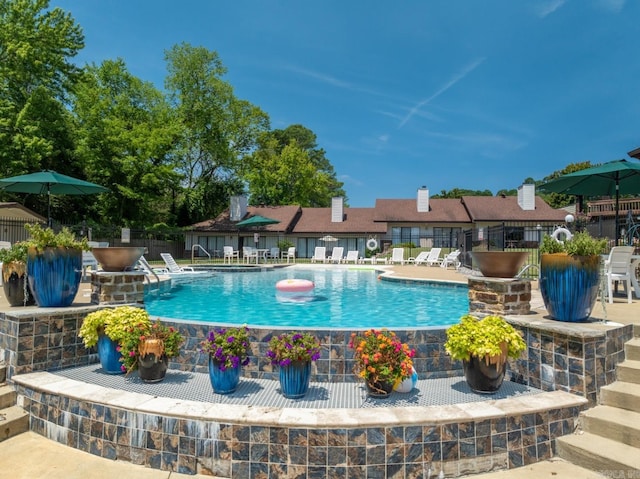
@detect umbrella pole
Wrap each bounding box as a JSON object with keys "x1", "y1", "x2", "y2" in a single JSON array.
[
  {"x1": 615, "y1": 181, "x2": 620, "y2": 245},
  {"x1": 47, "y1": 184, "x2": 52, "y2": 227}
]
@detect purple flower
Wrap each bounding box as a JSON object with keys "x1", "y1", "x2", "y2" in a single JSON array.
[{"x1": 227, "y1": 336, "x2": 235, "y2": 343}]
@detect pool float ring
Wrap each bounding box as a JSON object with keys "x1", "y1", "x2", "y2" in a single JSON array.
[
  {"x1": 551, "y1": 227, "x2": 573, "y2": 243},
  {"x1": 366, "y1": 238, "x2": 378, "y2": 251},
  {"x1": 394, "y1": 367, "x2": 418, "y2": 393},
  {"x1": 276, "y1": 279, "x2": 314, "y2": 293}
]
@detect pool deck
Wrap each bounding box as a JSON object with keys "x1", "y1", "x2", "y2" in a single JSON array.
[{"x1": 2, "y1": 264, "x2": 638, "y2": 478}]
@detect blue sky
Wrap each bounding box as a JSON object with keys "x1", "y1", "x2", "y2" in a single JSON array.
[{"x1": 52, "y1": 0, "x2": 640, "y2": 207}]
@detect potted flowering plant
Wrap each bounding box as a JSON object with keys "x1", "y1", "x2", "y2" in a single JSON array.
[
  {"x1": 79, "y1": 306, "x2": 152, "y2": 374},
  {"x1": 200, "y1": 325, "x2": 251, "y2": 394},
  {"x1": 267, "y1": 331, "x2": 321, "y2": 399},
  {"x1": 118, "y1": 319, "x2": 184, "y2": 382},
  {"x1": 0, "y1": 242, "x2": 35, "y2": 306},
  {"x1": 444, "y1": 314, "x2": 526, "y2": 393},
  {"x1": 348, "y1": 329, "x2": 416, "y2": 397}
]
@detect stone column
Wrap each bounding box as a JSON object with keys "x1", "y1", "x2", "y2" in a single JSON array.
[
  {"x1": 468, "y1": 277, "x2": 531, "y2": 316},
  {"x1": 90, "y1": 271, "x2": 145, "y2": 305}
]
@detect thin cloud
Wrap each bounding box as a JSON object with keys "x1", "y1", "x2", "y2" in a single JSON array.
[
  {"x1": 536, "y1": 0, "x2": 567, "y2": 18},
  {"x1": 596, "y1": 0, "x2": 625, "y2": 13},
  {"x1": 284, "y1": 65, "x2": 388, "y2": 98},
  {"x1": 398, "y1": 57, "x2": 486, "y2": 129}
]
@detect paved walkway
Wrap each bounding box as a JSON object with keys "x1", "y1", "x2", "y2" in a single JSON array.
[{"x1": 2, "y1": 263, "x2": 638, "y2": 478}]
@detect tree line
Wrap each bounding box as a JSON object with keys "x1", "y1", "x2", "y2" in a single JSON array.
[{"x1": 0, "y1": 0, "x2": 345, "y2": 229}]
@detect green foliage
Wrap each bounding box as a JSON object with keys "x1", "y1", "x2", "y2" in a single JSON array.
[
  {"x1": 277, "y1": 240, "x2": 294, "y2": 251},
  {"x1": 444, "y1": 314, "x2": 526, "y2": 363},
  {"x1": 0, "y1": 242, "x2": 28, "y2": 263},
  {"x1": 539, "y1": 231, "x2": 607, "y2": 256},
  {"x1": 118, "y1": 319, "x2": 184, "y2": 374},
  {"x1": 24, "y1": 223, "x2": 89, "y2": 251},
  {"x1": 267, "y1": 331, "x2": 322, "y2": 366},
  {"x1": 78, "y1": 305, "x2": 151, "y2": 348},
  {"x1": 432, "y1": 188, "x2": 494, "y2": 199},
  {"x1": 200, "y1": 325, "x2": 251, "y2": 371}
]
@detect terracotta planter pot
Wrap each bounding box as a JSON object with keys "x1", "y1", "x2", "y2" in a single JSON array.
[{"x1": 470, "y1": 251, "x2": 529, "y2": 278}]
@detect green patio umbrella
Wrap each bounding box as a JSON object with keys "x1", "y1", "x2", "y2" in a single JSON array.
[
  {"x1": 0, "y1": 170, "x2": 109, "y2": 226},
  {"x1": 538, "y1": 159, "x2": 640, "y2": 243},
  {"x1": 235, "y1": 215, "x2": 280, "y2": 227}
]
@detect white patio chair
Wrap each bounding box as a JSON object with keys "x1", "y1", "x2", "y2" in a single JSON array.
[
  {"x1": 604, "y1": 246, "x2": 635, "y2": 303},
  {"x1": 412, "y1": 251, "x2": 430, "y2": 266},
  {"x1": 223, "y1": 246, "x2": 239, "y2": 264},
  {"x1": 242, "y1": 246, "x2": 259, "y2": 264},
  {"x1": 388, "y1": 248, "x2": 405, "y2": 265},
  {"x1": 327, "y1": 246, "x2": 344, "y2": 263},
  {"x1": 281, "y1": 246, "x2": 296, "y2": 263},
  {"x1": 268, "y1": 247, "x2": 280, "y2": 262},
  {"x1": 425, "y1": 247, "x2": 443, "y2": 266},
  {"x1": 160, "y1": 253, "x2": 197, "y2": 273},
  {"x1": 441, "y1": 250, "x2": 461, "y2": 270},
  {"x1": 344, "y1": 250, "x2": 359, "y2": 264}
]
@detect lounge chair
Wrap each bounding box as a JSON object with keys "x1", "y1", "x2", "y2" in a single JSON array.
[
  {"x1": 327, "y1": 246, "x2": 344, "y2": 263},
  {"x1": 412, "y1": 251, "x2": 430, "y2": 266},
  {"x1": 311, "y1": 246, "x2": 326, "y2": 263},
  {"x1": 344, "y1": 250, "x2": 359, "y2": 264},
  {"x1": 281, "y1": 246, "x2": 296, "y2": 263},
  {"x1": 160, "y1": 253, "x2": 197, "y2": 273},
  {"x1": 604, "y1": 246, "x2": 635, "y2": 303},
  {"x1": 223, "y1": 246, "x2": 239, "y2": 264},
  {"x1": 424, "y1": 248, "x2": 442, "y2": 266},
  {"x1": 388, "y1": 248, "x2": 405, "y2": 265},
  {"x1": 82, "y1": 250, "x2": 99, "y2": 279},
  {"x1": 440, "y1": 250, "x2": 461, "y2": 270}
]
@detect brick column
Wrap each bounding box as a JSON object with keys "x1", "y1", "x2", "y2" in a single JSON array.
[
  {"x1": 90, "y1": 272, "x2": 145, "y2": 305},
  {"x1": 468, "y1": 277, "x2": 531, "y2": 316}
]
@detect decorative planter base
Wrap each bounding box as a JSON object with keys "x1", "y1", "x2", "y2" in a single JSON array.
[
  {"x1": 2, "y1": 262, "x2": 35, "y2": 307},
  {"x1": 463, "y1": 357, "x2": 506, "y2": 394},
  {"x1": 97, "y1": 334, "x2": 124, "y2": 374},
  {"x1": 279, "y1": 361, "x2": 311, "y2": 399},
  {"x1": 138, "y1": 354, "x2": 168, "y2": 383},
  {"x1": 366, "y1": 381, "x2": 394, "y2": 398},
  {"x1": 208, "y1": 358, "x2": 241, "y2": 394}
]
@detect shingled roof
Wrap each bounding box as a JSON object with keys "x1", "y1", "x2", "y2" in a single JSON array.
[
  {"x1": 461, "y1": 195, "x2": 567, "y2": 222},
  {"x1": 189, "y1": 205, "x2": 301, "y2": 233},
  {"x1": 373, "y1": 198, "x2": 471, "y2": 223},
  {"x1": 293, "y1": 207, "x2": 387, "y2": 234}
]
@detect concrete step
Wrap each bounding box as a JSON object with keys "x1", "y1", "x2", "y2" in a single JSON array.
[
  {"x1": 581, "y1": 405, "x2": 640, "y2": 448},
  {"x1": 617, "y1": 359, "x2": 640, "y2": 384},
  {"x1": 556, "y1": 431, "x2": 640, "y2": 474},
  {"x1": 0, "y1": 406, "x2": 29, "y2": 442},
  {"x1": 625, "y1": 337, "x2": 640, "y2": 361},
  {"x1": 600, "y1": 381, "x2": 640, "y2": 413},
  {"x1": 0, "y1": 364, "x2": 5, "y2": 384},
  {"x1": 0, "y1": 386, "x2": 16, "y2": 410}
]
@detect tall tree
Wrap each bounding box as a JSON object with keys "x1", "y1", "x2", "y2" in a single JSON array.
[
  {"x1": 164, "y1": 43, "x2": 269, "y2": 224},
  {"x1": 245, "y1": 137, "x2": 331, "y2": 206},
  {"x1": 0, "y1": 0, "x2": 84, "y2": 217},
  {"x1": 72, "y1": 59, "x2": 182, "y2": 226}
]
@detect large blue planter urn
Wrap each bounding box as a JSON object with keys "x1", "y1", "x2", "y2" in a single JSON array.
[
  {"x1": 97, "y1": 334, "x2": 124, "y2": 374},
  {"x1": 540, "y1": 253, "x2": 600, "y2": 322},
  {"x1": 208, "y1": 357, "x2": 241, "y2": 394},
  {"x1": 279, "y1": 360, "x2": 311, "y2": 399},
  {"x1": 27, "y1": 246, "x2": 82, "y2": 307}
]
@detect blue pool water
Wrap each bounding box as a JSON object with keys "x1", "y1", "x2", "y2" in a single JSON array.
[{"x1": 144, "y1": 269, "x2": 468, "y2": 328}]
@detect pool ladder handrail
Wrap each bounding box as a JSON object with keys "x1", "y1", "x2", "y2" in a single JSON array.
[{"x1": 191, "y1": 244, "x2": 211, "y2": 263}]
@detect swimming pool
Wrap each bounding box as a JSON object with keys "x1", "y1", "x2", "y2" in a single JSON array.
[{"x1": 144, "y1": 268, "x2": 468, "y2": 328}]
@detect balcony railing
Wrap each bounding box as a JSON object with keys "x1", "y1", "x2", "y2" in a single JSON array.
[{"x1": 587, "y1": 197, "x2": 640, "y2": 218}]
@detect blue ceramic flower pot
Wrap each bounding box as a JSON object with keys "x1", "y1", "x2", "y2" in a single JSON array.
[
  {"x1": 208, "y1": 357, "x2": 241, "y2": 394},
  {"x1": 97, "y1": 334, "x2": 124, "y2": 374},
  {"x1": 540, "y1": 253, "x2": 600, "y2": 322},
  {"x1": 279, "y1": 361, "x2": 311, "y2": 399},
  {"x1": 27, "y1": 247, "x2": 82, "y2": 307}
]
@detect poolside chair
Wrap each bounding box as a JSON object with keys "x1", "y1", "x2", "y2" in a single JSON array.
[
  {"x1": 223, "y1": 246, "x2": 239, "y2": 264},
  {"x1": 604, "y1": 246, "x2": 635, "y2": 303},
  {"x1": 440, "y1": 250, "x2": 461, "y2": 270},
  {"x1": 311, "y1": 246, "x2": 327, "y2": 263},
  {"x1": 268, "y1": 247, "x2": 280, "y2": 262},
  {"x1": 242, "y1": 246, "x2": 259, "y2": 264},
  {"x1": 282, "y1": 246, "x2": 296, "y2": 263},
  {"x1": 389, "y1": 248, "x2": 405, "y2": 265},
  {"x1": 412, "y1": 251, "x2": 430, "y2": 266},
  {"x1": 327, "y1": 246, "x2": 344, "y2": 263},
  {"x1": 344, "y1": 250, "x2": 359, "y2": 264},
  {"x1": 160, "y1": 253, "x2": 197, "y2": 273},
  {"x1": 82, "y1": 250, "x2": 99, "y2": 280},
  {"x1": 424, "y1": 247, "x2": 442, "y2": 266}
]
